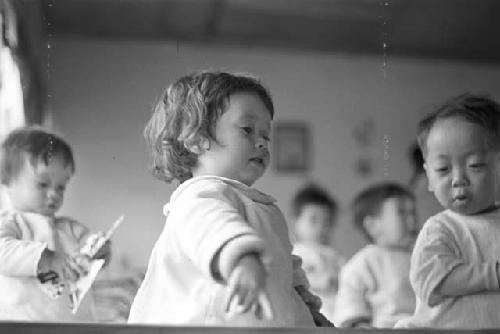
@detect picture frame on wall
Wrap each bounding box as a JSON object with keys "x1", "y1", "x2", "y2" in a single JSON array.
[{"x1": 273, "y1": 122, "x2": 309, "y2": 173}]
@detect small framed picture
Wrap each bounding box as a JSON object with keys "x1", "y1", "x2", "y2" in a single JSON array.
[{"x1": 273, "y1": 122, "x2": 309, "y2": 172}]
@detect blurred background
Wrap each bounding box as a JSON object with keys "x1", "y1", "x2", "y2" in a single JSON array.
[{"x1": 2, "y1": 0, "x2": 500, "y2": 269}]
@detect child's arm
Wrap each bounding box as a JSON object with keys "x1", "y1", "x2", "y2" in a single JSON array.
[
  {"x1": 223, "y1": 252, "x2": 273, "y2": 320},
  {"x1": 171, "y1": 183, "x2": 267, "y2": 279},
  {"x1": 0, "y1": 215, "x2": 84, "y2": 282},
  {"x1": 0, "y1": 215, "x2": 48, "y2": 277},
  {"x1": 411, "y1": 221, "x2": 500, "y2": 306}
]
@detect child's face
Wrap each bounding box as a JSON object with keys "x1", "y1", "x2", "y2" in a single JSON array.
[
  {"x1": 6, "y1": 155, "x2": 73, "y2": 216},
  {"x1": 294, "y1": 204, "x2": 334, "y2": 244},
  {"x1": 368, "y1": 196, "x2": 417, "y2": 250},
  {"x1": 195, "y1": 92, "x2": 272, "y2": 186},
  {"x1": 424, "y1": 118, "x2": 499, "y2": 215}
]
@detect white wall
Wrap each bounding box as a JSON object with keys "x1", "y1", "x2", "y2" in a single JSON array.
[{"x1": 49, "y1": 38, "x2": 500, "y2": 267}]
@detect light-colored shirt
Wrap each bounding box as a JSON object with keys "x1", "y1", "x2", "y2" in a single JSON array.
[
  {"x1": 396, "y1": 208, "x2": 500, "y2": 329},
  {"x1": 0, "y1": 210, "x2": 95, "y2": 321},
  {"x1": 334, "y1": 244, "x2": 415, "y2": 328},
  {"x1": 293, "y1": 242, "x2": 345, "y2": 321},
  {"x1": 128, "y1": 176, "x2": 315, "y2": 327}
]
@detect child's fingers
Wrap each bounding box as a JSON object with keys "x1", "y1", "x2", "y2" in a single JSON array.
[
  {"x1": 235, "y1": 290, "x2": 256, "y2": 314},
  {"x1": 225, "y1": 283, "x2": 238, "y2": 312},
  {"x1": 257, "y1": 291, "x2": 274, "y2": 320}
]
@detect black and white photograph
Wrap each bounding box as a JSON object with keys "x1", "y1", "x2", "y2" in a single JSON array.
[{"x1": 1, "y1": 0, "x2": 500, "y2": 333}]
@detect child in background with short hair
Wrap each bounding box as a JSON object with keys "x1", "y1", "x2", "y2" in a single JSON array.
[
  {"x1": 334, "y1": 183, "x2": 417, "y2": 328},
  {"x1": 396, "y1": 93, "x2": 500, "y2": 329},
  {"x1": 0, "y1": 126, "x2": 110, "y2": 321},
  {"x1": 291, "y1": 184, "x2": 345, "y2": 322},
  {"x1": 128, "y1": 71, "x2": 329, "y2": 327}
]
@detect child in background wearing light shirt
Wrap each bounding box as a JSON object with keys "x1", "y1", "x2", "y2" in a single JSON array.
[
  {"x1": 396, "y1": 93, "x2": 500, "y2": 329},
  {"x1": 291, "y1": 184, "x2": 345, "y2": 322},
  {"x1": 128, "y1": 71, "x2": 330, "y2": 327},
  {"x1": 0, "y1": 126, "x2": 110, "y2": 321},
  {"x1": 334, "y1": 183, "x2": 417, "y2": 328}
]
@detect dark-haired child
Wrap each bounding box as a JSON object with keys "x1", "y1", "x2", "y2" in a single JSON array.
[
  {"x1": 291, "y1": 184, "x2": 345, "y2": 322},
  {"x1": 334, "y1": 183, "x2": 417, "y2": 328},
  {"x1": 0, "y1": 126, "x2": 110, "y2": 321},
  {"x1": 128, "y1": 71, "x2": 324, "y2": 327},
  {"x1": 397, "y1": 93, "x2": 500, "y2": 328}
]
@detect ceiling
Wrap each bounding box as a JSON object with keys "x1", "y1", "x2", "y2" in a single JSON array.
[{"x1": 42, "y1": 0, "x2": 500, "y2": 64}]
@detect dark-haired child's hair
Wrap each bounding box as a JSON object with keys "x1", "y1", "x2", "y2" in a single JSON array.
[
  {"x1": 291, "y1": 184, "x2": 338, "y2": 222},
  {"x1": 417, "y1": 93, "x2": 500, "y2": 157},
  {"x1": 0, "y1": 126, "x2": 75, "y2": 185},
  {"x1": 408, "y1": 142, "x2": 424, "y2": 188},
  {"x1": 351, "y1": 183, "x2": 414, "y2": 242},
  {"x1": 144, "y1": 71, "x2": 274, "y2": 183}
]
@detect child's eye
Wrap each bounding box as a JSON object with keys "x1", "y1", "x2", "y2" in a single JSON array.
[
  {"x1": 241, "y1": 126, "x2": 253, "y2": 135},
  {"x1": 469, "y1": 162, "x2": 485, "y2": 169},
  {"x1": 56, "y1": 185, "x2": 66, "y2": 193},
  {"x1": 434, "y1": 167, "x2": 448, "y2": 174},
  {"x1": 38, "y1": 182, "x2": 49, "y2": 188},
  {"x1": 263, "y1": 135, "x2": 271, "y2": 142}
]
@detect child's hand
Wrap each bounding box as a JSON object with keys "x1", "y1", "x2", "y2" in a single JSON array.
[
  {"x1": 37, "y1": 248, "x2": 86, "y2": 282},
  {"x1": 93, "y1": 239, "x2": 112, "y2": 263},
  {"x1": 225, "y1": 253, "x2": 273, "y2": 320}
]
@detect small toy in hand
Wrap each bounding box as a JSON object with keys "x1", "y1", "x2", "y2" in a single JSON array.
[
  {"x1": 37, "y1": 270, "x2": 65, "y2": 298},
  {"x1": 69, "y1": 215, "x2": 123, "y2": 313},
  {"x1": 37, "y1": 215, "x2": 123, "y2": 312}
]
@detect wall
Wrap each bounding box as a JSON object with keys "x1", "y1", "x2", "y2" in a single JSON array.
[{"x1": 49, "y1": 38, "x2": 500, "y2": 267}]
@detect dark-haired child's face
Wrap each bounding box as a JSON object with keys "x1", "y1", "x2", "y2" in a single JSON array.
[
  {"x1": 367, "y1": 196, "x2": 417, "y2": 250},
  {"x1": 193, "y1": 92, "x2": 271, "y2": 186},
  {"x1": 6, "y1": 155, "x2": 73, "y2": 216},
  {"x1": 424, "y1": 118, "x2": 499, "y2": 215},
  {"x1": 294, "y1": 204, "x2": 334, "y2": 245}
]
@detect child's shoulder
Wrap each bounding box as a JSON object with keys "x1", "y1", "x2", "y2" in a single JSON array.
[
  {"x1": 344, "y1": 244, "x2": 381, "y2": 268},
  {"x1": 171, "y1": 176, "x2": 275, "y2": 205}
]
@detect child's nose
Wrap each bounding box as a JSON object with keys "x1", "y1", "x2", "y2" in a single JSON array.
[
  {"x1": 47, "y1": 188, "x2": 61, "y2": 200},
  {"x1": 256, "y1": 137, "x2": 269, "y2": 149},
  {"x1": 452, "y1": 168, "x2": 469, "y2": 187}
]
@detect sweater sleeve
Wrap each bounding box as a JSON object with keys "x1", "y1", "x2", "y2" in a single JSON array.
[
  {"x1": 173, "y1": 182, "x2": 266, "y2": 282},
  {"x1": 410, "y1": 219, "x2": 499, "y2": 307},
  {"x1": 334, "y1": 252, "x2": 372, "y2": 327},
  {"x1": 0, "y1": 212, "x2": 46, "y2": 276}
]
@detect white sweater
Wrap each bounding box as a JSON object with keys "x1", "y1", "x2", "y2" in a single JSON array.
[
  {"x1": 128, "y1": 176, "x2": 314, "y2": 327},
  {"x1": 396, "y1": 208, "x2": 500, "y2": 329},
  {"x1": 0, "y1": 210, "x2": 95, "y2": 321},
  {"x1": 334, "y1": 244, "x2": 415, "y2": 327}
]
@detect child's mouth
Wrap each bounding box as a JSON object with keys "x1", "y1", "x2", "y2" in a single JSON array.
[
  {"x1": 453, "y1": 194, "x2": 468, "y2": 203},
  {"x1": 250, "y1": 157, "x2": 265, "y2": 166}
]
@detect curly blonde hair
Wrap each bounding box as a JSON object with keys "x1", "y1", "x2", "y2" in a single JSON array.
[{"x1": 144, "y1": 71, "x2": 274, "y2": 183}]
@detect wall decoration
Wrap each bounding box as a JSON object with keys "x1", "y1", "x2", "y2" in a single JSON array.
[{"x1": 273, "y1": 122, "x2": 309, "y2": 173}]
